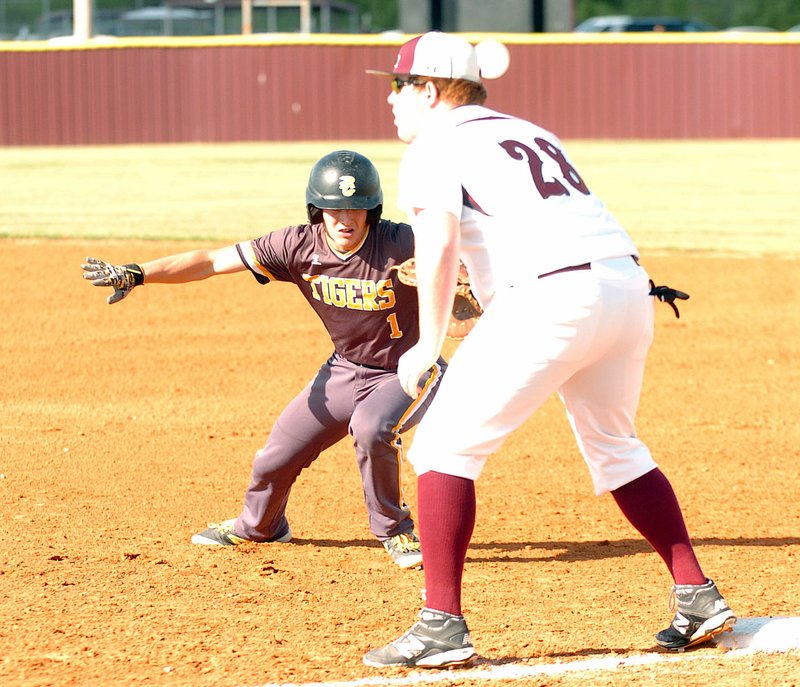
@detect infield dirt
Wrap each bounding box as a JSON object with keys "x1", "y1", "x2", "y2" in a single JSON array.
[{"x1": 2, "y1": 240, "x2": 798, "y2": 687}]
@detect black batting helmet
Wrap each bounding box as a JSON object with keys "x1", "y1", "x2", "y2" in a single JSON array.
[{"x1": 305, "y1": 150, "x2": 383, "y2": 225}]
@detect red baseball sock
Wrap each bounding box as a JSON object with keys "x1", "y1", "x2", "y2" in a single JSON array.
[
  {"x1": 418, "y1": 470, "x2": 476, "y2": 616},
  {"x1": 611, "y1": 468, "x2": 706, "y2": 585}
]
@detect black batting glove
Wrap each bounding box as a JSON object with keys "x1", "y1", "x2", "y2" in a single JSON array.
[{"x1": 648, "y1": 279, "x2": 689, "y2": 319}]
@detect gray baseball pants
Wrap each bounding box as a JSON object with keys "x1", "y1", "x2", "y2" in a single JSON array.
[{"x1": 234, "y1": 352, "x2": 445, "y2": 542}]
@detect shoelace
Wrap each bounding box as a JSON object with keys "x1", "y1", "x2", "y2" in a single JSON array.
[
  {"x1": 208, "y1": 522, "x2": 235, "y2": 533},
  {"x1": 668, "y1": 589, "x2": 678, "y2": 612}
]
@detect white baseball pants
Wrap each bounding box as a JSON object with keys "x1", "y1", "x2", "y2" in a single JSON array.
[{"x1": 407, "y1": 256, "x2": 658, "y2": 495}]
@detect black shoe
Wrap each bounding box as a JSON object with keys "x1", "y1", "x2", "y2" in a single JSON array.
[
  {"x1": 363, "y1": 608, "x2": 476, "y2": 668},
  {"x1": 656, "y1": 579, "x2": 736, "y2": 651}
]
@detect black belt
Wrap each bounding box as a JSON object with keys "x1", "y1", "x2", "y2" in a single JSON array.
[
  {"x1": 538, "y1": 263, "x2": 591, "y2": 279},
  {"x1": 538, "y1": 255, "x2": 639, "y2": 280}
]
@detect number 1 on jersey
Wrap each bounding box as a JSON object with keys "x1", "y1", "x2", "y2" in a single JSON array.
[{"x1": 386, "y1": 312, "x2": 403, "y2": 339}]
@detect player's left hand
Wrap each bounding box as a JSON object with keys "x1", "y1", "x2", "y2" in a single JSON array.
[
  {"x1": 81, "y1": 256, "x2": 144, "y2": 305},
  {"x1": 393, "y1": 257, "x2": 482, "y2": 341},
  {"x1": 398, "y1": 344, "x2": 440, "y2": 398}
]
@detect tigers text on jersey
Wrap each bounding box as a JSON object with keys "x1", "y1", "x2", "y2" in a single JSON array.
[
  {"x1": 398, "y1": 105, "x2": 638, "y2": 308},
  {"x1": 236, "y1": 220, "x2": 418, "y2": 370}
]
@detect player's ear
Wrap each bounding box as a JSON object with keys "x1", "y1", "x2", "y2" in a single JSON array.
[{"x1": 423, "y1": 80, "x2": 440, "y2": 104}]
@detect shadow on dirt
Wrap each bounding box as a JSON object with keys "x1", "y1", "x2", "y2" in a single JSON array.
[
  {"x1": 464, "y1": 536, "x2": 800, "y2": 563},
  {"x1": 285, "y1": 536, "x2": 800, "y2": 564}
]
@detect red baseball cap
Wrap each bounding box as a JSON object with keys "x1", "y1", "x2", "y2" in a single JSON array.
[{"x1": 367, "y1": 32, "x2": 482, "y2": 84}]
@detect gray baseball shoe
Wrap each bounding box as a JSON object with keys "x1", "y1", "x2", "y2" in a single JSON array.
[
  {"x1": 191, "y1": 519, "x2": 292, "y2": 546},
  {"x1": 363, "y1": 608, "x2": 476, "y2": 668},
  {"x1": 656, "y1": 579, "x2": 736, "y2": 650},
  {"x1": 382, "y1": 531, "x2": 423, "y2": 569}
]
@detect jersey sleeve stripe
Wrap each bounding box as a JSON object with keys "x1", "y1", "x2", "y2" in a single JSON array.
[{"x1": 236, "y1": 241, "x2": 276, "y2": 284}]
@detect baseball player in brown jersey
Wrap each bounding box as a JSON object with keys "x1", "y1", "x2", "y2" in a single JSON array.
[{"x1": 81, "y1": 150, "x2": 444, "y2": 569}]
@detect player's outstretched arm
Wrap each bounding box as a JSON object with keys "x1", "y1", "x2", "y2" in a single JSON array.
[{"x1": 81, "y1": 245, "x2": 245, "y2": 305}]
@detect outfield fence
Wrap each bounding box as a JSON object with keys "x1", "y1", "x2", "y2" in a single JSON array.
[{"x1": 1, "y1": 33, "x2": 799, "y2": 145}]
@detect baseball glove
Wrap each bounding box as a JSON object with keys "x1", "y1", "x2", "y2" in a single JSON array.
[{"x1": 393, "y1": 258, "x2": 483, "y2": 340}]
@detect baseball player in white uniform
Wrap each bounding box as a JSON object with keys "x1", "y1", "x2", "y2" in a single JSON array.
[{"x1": 363, "y1": 32, "x2": 735, "y2": 668}]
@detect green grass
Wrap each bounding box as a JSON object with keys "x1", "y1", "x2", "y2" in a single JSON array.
[
  {"x1": 0, "y1": 141, "x2": 405, "y2": 242},
  {"x1": 1, "y1": 139, "x2": 798, "y2": 256}
]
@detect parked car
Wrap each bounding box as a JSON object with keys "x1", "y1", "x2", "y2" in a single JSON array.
[
  {"x1": 574, "y1": 15, "x2": 715, "y2": 32},
  {"x1": 723, "y1": 26, "x2": 778, "y2": 32},
  {"x1": 117, "y1": 7, "x2": 214, "y2": 37}
]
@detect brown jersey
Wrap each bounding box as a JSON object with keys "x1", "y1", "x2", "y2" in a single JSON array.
[{"x1": 236, "y1": 220, "x2": 418, "y2": 370}]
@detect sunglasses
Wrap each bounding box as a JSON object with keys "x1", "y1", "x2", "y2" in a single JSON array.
[{"x1": 391, "y1": 76, "x2": 423, "y2": 93}]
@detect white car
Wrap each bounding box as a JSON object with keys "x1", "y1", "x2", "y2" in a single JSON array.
[{"x1": 724, "y1": 26, "x2": 778, "y2": 32}]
